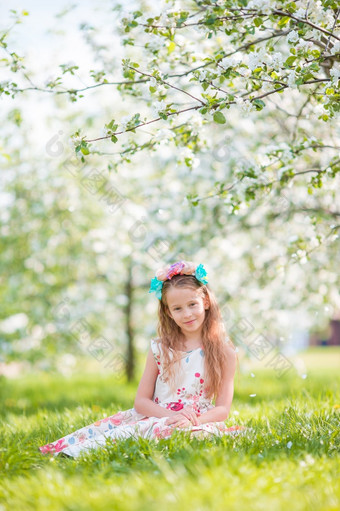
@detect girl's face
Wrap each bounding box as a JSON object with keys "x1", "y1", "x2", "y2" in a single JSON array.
[{"x1": 166, "y1": 286, "x2": 209, "y2": 338}]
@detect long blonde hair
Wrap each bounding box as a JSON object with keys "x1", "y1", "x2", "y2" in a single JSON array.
[{"x1": 156, "y1": 274, "x2": 236, "y2": 400}]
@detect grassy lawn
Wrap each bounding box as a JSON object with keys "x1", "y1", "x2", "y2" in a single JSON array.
[{"x1": 0, "y1": 347, "x2": 339, "y2": 511}]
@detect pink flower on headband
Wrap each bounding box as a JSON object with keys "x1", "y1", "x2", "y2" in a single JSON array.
[
  {"x1": 156, "y1": 261, "x2": 196, "y2": 281},
  {"x1": 166, "y1": 261, "x2": 185, "y2": 279}
]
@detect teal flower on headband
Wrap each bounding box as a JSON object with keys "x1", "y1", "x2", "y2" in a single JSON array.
[
  {"x1": 148, "y1": 261, "x2": 208, "y2": 300},
  {"x1": 195, "y1": 264, "x2": 208, "y2": 284},
  {"x1": 149, "y1": 277, "x2": 164, "y2": 300}
]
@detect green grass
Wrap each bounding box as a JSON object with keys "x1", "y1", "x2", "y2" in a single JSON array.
[{"x1": 0, "y1": 348, "x2": 339, "y2": 511}]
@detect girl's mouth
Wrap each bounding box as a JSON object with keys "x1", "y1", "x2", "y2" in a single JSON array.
[{"x1": 184, "y1": 320, "x2": 195, "y2": 324}]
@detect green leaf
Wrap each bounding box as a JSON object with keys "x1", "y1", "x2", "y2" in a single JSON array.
[
  {"x1": 213, "y1": 111, "x2": 226, "y2": 124},
  {"x1": 204, "y1": 16, "x2": 217, "y2": 25},
  {"x1": 254, "y1": 18, "x2": 263, "y2": 27},
  {"x1": 111, "y1": 135, "x2": 118, "y2": 143},
  {"x1": 168, "y1": 41, "x2": 176, "y2": 54},
  {"x1": 80, "y1": 146, "x2": 90, "y2": 155},
  {"x1": 253, "y1": 99, "x2": 265, "y2": 110},
  {"x1": 285, "y1": 56, "x2": 297, "y2": 67},
  {"x1": 319, "y1": 114, "x2": 329, "y2": 121},
  {"x1": 278, "y1": 16, "x2": 290, "y2": 27},
  {"x1": 106, "y1": 120, "x2": 118, "y2": 131}
]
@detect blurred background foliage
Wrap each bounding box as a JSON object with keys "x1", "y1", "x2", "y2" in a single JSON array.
[{"x1": 0, "y1": 0, "x2": 339, "y2": 381}]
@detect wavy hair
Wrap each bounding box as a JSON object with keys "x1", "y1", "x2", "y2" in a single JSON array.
[{"x1": 156, "y1": 274, "x2": 236, "y2": 401}]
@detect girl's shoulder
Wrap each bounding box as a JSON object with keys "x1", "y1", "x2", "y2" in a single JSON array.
[
  {"x1": 151, "y1": 337, "x2": 173, "y2": 357},
  {"x1": 150, "y1": 337, "x2": 162, "y2": 355},
  {"x1": 151, "y1": 336, "x2": 161, "y2": 346},
  {"x1": 224, "y1": 336, "x2": 237, "y2": 353}
]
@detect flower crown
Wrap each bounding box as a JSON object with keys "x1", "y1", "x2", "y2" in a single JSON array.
[{"x1": 148, "y1": 261, "x2": 208, "y2": 300}]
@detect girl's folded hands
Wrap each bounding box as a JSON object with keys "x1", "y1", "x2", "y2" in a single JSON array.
[{"x1": 165, "y1": 406, "x2": 200, "y2": 427}]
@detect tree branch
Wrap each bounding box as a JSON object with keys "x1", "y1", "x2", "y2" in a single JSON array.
[
  {"x1": 84, "y1": 105, "x2": 201, "y2": 143},
  {"x1": 169, "y1": 30, "x2": 291, "y2": 78},
  {"x1": 193, "y1": 160, "x2": 340, "y2": 204},
  {"x1": 323, "y1": 8, "x2": 340, "y2": 54},
  {"x1": 272, "y1": 9, "x2": 340, "y2": 42},
  {"x1": 10, "y1": 78, "x2": 149, "y2": 95},
  {"x1": 127, "y1": 65, "x2": 206, "y2": 105},
  {"x1": 140, "y1": 9, "x2": 340, "y2": 43}
]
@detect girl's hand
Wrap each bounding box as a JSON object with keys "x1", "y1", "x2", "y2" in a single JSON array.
[
  {"x1": 178, "y1": 405, "x2": 200, "y2": 426},
  {"x1": 165, "y1": 407, "x2": 200, "y2": 427},
  {"x1": 166, "y1": 414, "x2": 192, "y2": 429}
]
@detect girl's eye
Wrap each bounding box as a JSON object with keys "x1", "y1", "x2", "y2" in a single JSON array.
[{"x1": 174, "y1": 303, "x2": 196, "y2": 310}]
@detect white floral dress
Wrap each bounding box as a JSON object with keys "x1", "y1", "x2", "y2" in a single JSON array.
[{"x1": 39, "y1": 338, "x2": 245, "y2": 458}]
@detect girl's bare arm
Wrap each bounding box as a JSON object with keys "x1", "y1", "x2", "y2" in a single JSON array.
[
  {"x1": 198, "y1": 343, "x2": 237, "y2": 424},
  {"x1": 133, "y1": 347, "x2": 176, "y2": 418}
]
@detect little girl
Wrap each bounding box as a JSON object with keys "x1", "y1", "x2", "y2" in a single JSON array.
[{"x1": 39, "y1": 260, "x2": 245, "y2": 458}]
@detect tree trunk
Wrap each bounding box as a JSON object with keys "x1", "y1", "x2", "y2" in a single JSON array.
[{"x1": 125, "y1": 260, "x2": 135, "y2": 381}]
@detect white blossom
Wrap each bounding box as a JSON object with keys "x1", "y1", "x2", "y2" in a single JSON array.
[
  {"x1": 178, "y1": 147, "x2": 200, "y2": 168},
  {"x1": 314, "y1": 103, "x2": 325, "y2": 116},
  {"x1": 313, "y1": 3, "x2": 336, "y2": 29},
  {"x1": 287, "y1": 70, "x2": 297, "y2": 88},
  {"x1": 242, "y1": 100, "x2": 257, "y2": 115},
  {"x1": 153, "y1": 128, "x2": 174, "y2": 143},
  {"x1": 238, "y1": 67, "x2": 251, "y2": 77},
  {"x1": 71, "y1": 135, "x2": 82, "y2": 146},
  {"x1": 180, "y1": 147, "x2": 194, "y2": 160},
  {"x1": 248, "y1": 47, "x2": 266, "y2": 71},
  {"x1": 188, "y1": 113, "x2": 203, "y2": 130},
  {"x1": 295, "y1": 7, "x2": 307, "y2": 19},
  {"x1": 151, "y1": 100, "x2": 166, "y2": 117},
  {"x1": 221, "y1": 54, "x2": 242, "y2": 68},
  {"x1": 248, "y1": 53, "x2": 261, "y2": 72},
  {"x1": 199, "y1": 69, "x2": 208, "y2": 80},
  {"x1": 281, "y1": 148, "x2": 293, "y2": 164},
  {"x1": 330, "y1": 66, "x2": 340, "y2": 86},
  {"x1": 159, "y1": 9, "x2": 178, "y2": 28},
  {"x1": 120, "y1": 115, "x2": 130, "y2": 131},
  {"x1": 330, "y1": 41, "x2": 340, "y2": 56},
  {"x1": 271, "y1": 52, "x2": 284, "y2": 70},
  {"x1": 147, "y1": 37, "x2": 164, "y2": 52},
  {"x1": 191, "y1": 157, "x2": 200, "y2": 169},
  {"x1": 261, "y1": 81, "x2": 273, "y2": 92},
  {"x1": 296, "y1": 39, "x2": 309, "y2": 50},
  {"x1": 247, "y1": 0, "x2": 271, "y2": 14},
  {"x1": 149, "y1": 77, "x2": 158, "y2": 88},
  {"x1": 287, "y1": 30, "x2": 299, "y2": 43}
]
